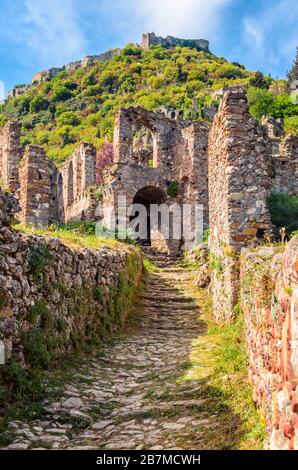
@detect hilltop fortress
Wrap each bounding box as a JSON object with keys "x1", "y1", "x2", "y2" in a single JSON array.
[
  {"x1": 1, "y1": 34, "x2": 298, "y2": 449},
  {"x1": 7, "y1": 33, "x2": 210, "y2": 98}
]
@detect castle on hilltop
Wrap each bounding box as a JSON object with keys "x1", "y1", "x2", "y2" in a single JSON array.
[
  {"x1": 140, "y1": 33, "x2": 210, "y2": 52},
  {"x1": 7, "y1": 33, "x2": 210, "y2": 99}
]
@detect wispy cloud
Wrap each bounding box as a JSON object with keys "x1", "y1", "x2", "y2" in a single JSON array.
[
  {"x1": 133, "y1": 0, "x2": 233, "y2": 38},
  {"x1": 97, "y1": 0, "x2": 233, "y2": 43},
  {"x1": 242, "y1": 0, "x2": 298, "y2": 75},
  {"x1": 21, "y1": 0, "x2": 86, "y2": 66}
]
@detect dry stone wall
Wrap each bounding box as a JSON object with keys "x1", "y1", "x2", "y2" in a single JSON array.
[
  {"x1": 208, "y1": 91, "x2": 273, "y2": 321},
  {"x1": 0, "y1": 190, "x2": 142, "y2": 373},
  {"x1": 0, "y1": 121, "x2": 23, "y2": 192},
  {"x1": 241, "y1": 237, "x2": 298, "y2": 450}
]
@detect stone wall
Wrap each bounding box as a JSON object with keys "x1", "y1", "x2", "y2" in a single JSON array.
[
  {"x1": 31, "y1": 49, "x2": 120, "y2": 85},
  {"x1": 57, "y1": 142, "x2": 100, "y2": 223},
  {"x1": 0, "y1": 190, "x2": 142, "y2": 374},
  {"x1": 241, "y1": 237, "x2": 298, "y2": 450},
  {"x1": 105, "y1": 106, "x2": 208, "y2": 254},
  {"x1": 19, "y1": 145, "x2": 57, "y2": 227},
  {"x1": 208, "y1": 91, "x2": 273, "y2": 321},
  {"x1": 141, "y1": 33, "x2": 209, "y2": 52},
  {"x1": 0, "y1": 121, "x2": 23, "y2": 192}
]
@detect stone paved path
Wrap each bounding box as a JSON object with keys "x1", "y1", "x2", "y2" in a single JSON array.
[{"x1": 2, "y1": 252, "x2": 219, "y2": 450}]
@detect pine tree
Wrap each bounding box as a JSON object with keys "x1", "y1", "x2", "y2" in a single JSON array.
[{"x1": 287, "y1": 46, "x2": 298, "y2": 84}]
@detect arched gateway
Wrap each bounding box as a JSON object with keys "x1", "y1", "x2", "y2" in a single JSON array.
[{"x1": 102, "y1": 106, "x2": 209, "y2": 254}]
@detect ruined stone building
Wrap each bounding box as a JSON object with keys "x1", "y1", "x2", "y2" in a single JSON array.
[{"x1": 0, "y1": 90, "x2": 298, "y2": 256}]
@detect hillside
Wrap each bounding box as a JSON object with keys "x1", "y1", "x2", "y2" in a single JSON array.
[{"x1": 0, "y1": 42, "x2": 297, "y2": 164}]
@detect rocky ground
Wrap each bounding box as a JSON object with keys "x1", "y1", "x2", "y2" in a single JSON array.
[{"x1": 1, "y1": 252, "x2": 223, "y2": 450}]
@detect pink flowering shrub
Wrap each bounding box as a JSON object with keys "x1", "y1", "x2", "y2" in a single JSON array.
[{"x1": 96, "y1": 141, "x2": 114, "y2": 183}]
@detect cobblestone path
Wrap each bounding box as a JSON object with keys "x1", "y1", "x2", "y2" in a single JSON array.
[{"x1": 3, "y1": 253, "x2": 220, "y2": 450}]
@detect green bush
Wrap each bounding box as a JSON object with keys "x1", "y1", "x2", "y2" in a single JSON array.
[
  {"x1": 52, "y1": 85, "x2": 72, "y2": 102},
  {"x1": 57, "y1": 111, "x2": 81, "y2": 126},
  {"x1": 269, "y1": 192, "x2": 298, "y2": 236},
  {"x1": 30, "y1": 96, "x2": 49, "y2": 113},
  {"x1": 28, "y1": 246, "x2": 52, "y2": 273},
  {"x1": 167, "y1": 181, "x2": 179, "y2": 197}
]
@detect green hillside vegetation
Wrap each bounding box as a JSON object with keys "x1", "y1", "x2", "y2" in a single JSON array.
[{"x1": 0, "y1": 43, "x2": 297, "y2": 164}]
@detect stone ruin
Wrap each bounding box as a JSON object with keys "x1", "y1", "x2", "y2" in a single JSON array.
[
  {"x1": 1, "y1": 91, "x2": 298, "y2": 449},
  {"x1": 140, "y1": 33, "x2": 210, "y2": 52},
  {"x1": 1, "y1": 90, "x2": 298, "y2": 253},
  {"x1": 0, "y1": 123, "x2": 99, "y2": 227},
  {"x1": 7, "y1": 33, "x2": 210, "y2": 99}
]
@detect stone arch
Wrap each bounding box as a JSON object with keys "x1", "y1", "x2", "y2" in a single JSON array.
[
  {"x1": 131, "y1": 186, "x2": 166, "y2": 246},
  {"x1": 67, "y1": 161, "x2": 74, "y2": 206}
]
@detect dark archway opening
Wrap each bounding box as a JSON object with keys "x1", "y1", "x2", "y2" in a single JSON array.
[{"x1": 132, "y1": 186, "x2": 166, "y2": 245}]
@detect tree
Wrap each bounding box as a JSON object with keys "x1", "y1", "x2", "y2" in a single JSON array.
[
  {"x1": 249, "y1": 71, "x2": 271, "y2": 89},
  {"x1": 247, "y1": 87, "x2": 274, "y2": 119},
  {"x1": 29, "y1": 96, "x2": 49, "y2": 113},
  {"x1": 287, "y1": 46, "x2": 298, "y2": 84}
]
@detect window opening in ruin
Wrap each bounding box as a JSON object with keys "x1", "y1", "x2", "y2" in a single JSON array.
[
  {"x1": 132, "y1": 125, "x2": 156, "y2": 167},
  {"x1": 131, "y1": 186, "x2": 166, "y2": 246},
  {"x1": 67, "y1": 162, "x2": 74, "y2": 206}
]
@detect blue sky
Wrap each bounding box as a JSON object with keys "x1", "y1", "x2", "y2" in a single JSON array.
[{"x1": 0, "y1": 0, "x2": 298, "y2": 99}]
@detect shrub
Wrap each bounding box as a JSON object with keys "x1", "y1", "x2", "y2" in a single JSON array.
[
  {"x1": 28, "y1": 246, "x2": 52, "y2": 273},
  {"x1": 30, "y1": 96, "x2": 49, "y2": 113},
  {"x1": 269, "y1": 192, "x2": 298, "y2": 236},
  {"x1": 52, "y1": 85, "x2": 72, "y2": 102},
  {"x1": 167, "y1": 181, "x2": 179, "y2": 197},
  {"x1": 57, "y1": 111, "x2": 81, "y2": 126},
  {"x1": 249, "y1": 71, "x2": 271, "y2": 89},
  {"x1": 247, "y1": 87, "x2": 274, "y2": 120}
]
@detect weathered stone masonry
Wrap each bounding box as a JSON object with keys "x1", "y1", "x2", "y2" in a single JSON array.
[
  {"x1": 241, "y1": 239, "x2": 298, "y2": 450},
  {"x1": 208, "y1": 91, "x2": 272, "y2": 321},
  {"x1": 209, "y1": 91, "x2": 298, "y2": 322},
  {"x1": 0, "y1": 190, "x2": 142, "y2": 370},
  {"x1": 0, "y1": 121, "x2": 23, "y2": 192},
  {"x1": 208, "y1": 91, "x2": 298, "y2": 449},
  {"x1": 104, "y1": 106, "x2": 208, "y2": 254},
  {"x1": 0, "y1": 123, "x2": 100, "y2": 226}
]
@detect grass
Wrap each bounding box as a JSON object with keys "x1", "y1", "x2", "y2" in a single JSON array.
[
  {"x1": 14, "y1": 224, "x2": 132, "y2": 252},
  {"x1": 179, "y1": 281, "x2": 266, "y2": 450}
]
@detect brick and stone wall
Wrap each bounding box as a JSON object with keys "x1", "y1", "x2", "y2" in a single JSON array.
[
  {"x1": 105, "y1": 106, "x2": 208, "y2": 254},
  {"x1": 19, "y1": 145, "x2": 57, "y2": 226},
  {"x1": 57, "y1": 142, "x2": 100, "y2": 223},
  {"x1": 241, "y1": 237, "x2": 298, "y2": 450},
  {"x1": 208, "y1": 91, "x2": 272, "y2": 321},
  {"x1": 0, "y1": 190, "x2": 142, "y2": 372},
  {"x1": 140, "y1": 33, "x2": 209, "y2": 52},
  {"x1": 0, "y1": 121, "x2": 23, "y2": 192}
]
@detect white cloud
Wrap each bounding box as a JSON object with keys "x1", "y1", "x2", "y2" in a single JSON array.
[
  {"x1": 99, "y1": 0, "x2": 233, "y2": 42},
  {"x1": 21, "y1": 0, "x2": 86, "y2": 66},
  {"x1": 134, "y1": 0, "x2": 232, "y2": 38},
  {"x1": 242, "y1": 0, "x2": 298, "y2": 75},
  {"x1": 244, "y1": 18, "x2": 264, "y2": 50}
]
